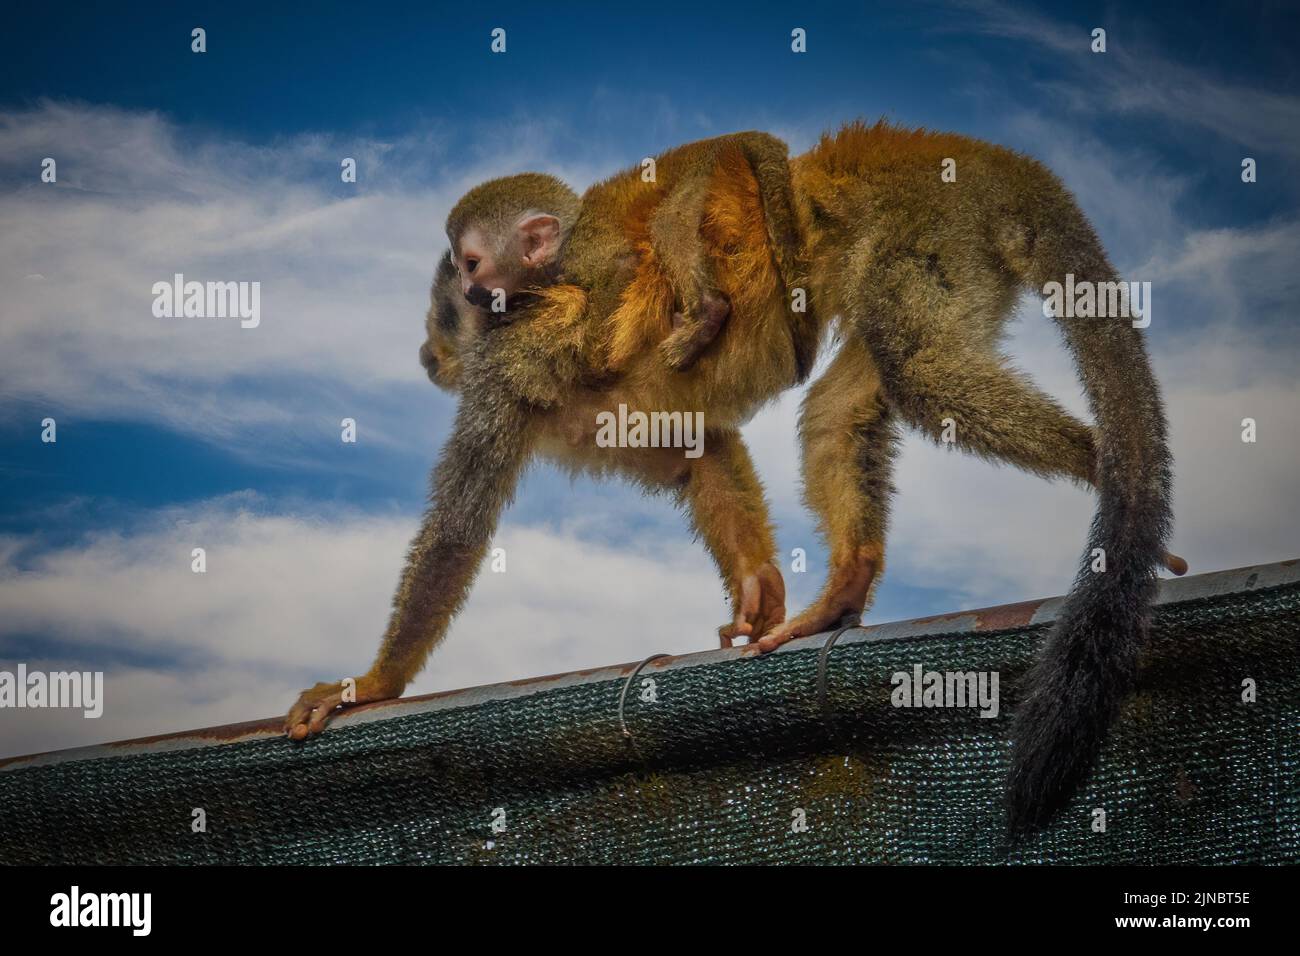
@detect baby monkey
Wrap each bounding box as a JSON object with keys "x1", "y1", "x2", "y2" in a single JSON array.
[
  {"x1": 445, "y1": 134, "x2": 803, "y2": 370},
  {"x1": 445, "y1": 172, "x2": 578, "y2": 317}
]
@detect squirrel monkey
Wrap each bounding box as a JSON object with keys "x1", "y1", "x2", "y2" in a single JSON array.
[{"x1": 289, "y1": 123, "x2": 1184, "y2": 834}]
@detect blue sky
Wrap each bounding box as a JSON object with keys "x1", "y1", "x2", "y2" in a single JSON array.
[{"x1": 1, "y1": 0, "x2": 1297, "y2": 756}]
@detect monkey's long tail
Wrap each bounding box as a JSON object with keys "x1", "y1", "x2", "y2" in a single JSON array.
[{"x1": 1007, "y1": 204, "x2": 1174, "y2": 834}]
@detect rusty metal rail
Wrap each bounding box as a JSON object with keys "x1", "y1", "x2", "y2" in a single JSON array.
[{"x1": 2, "y1": 558, "x2": 1296, "y2": 774}]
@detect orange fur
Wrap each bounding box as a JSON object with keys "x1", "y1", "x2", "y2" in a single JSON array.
[{"x1": 700, "y1": 142, "x2": 784, "y2": 324}]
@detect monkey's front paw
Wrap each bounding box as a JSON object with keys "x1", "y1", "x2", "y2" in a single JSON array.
[
  {"x1": 284, "y1": 674, "x2": 400, "y2": 741},
  {"x1": 718, "y1": 562, "x2": 786, "y2": 648}
]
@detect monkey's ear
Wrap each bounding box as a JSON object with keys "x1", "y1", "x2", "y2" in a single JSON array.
[{"x1": 517, "y1": 214, "x2": 562, "y2": 266}]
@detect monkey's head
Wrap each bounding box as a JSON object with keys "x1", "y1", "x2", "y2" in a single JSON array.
[
  {"x1": 419, "y1": 250, "x2": 479, "y2": 392},
  {"x1": 444, "y1": 172, "x2": 580, "y2": 314}
]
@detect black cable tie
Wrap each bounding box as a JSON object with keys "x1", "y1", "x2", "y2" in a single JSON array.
[
  {"x1": 618, "y1": 653, "x2": 671, "y2": 744},
  {"x1": 816, "y1": 612, "x2": 864, "y2": 753}
]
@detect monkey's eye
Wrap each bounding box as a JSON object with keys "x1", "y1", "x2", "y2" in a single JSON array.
[{"x1": 465, "y1": 257, "x2": 479, "y2": 274}]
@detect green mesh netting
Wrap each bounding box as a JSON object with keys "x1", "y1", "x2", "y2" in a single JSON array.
[{"x1": 1, "y1": 580, "x2": 1297, "y2": 864}]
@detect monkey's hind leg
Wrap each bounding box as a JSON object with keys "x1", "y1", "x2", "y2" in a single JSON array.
[
  {"x1": 1031, "y1": 423, "x2": 1186, "y2": 575},
  {"x1": 846, "y1": 262, "x2": 1187, "y2": 585},
  {"x1": 757, "y1": 341, "x2": 899, "y2": 652},
  {"x1": 1005, "y1": 411, "x2": 1186, "y2": 575}
]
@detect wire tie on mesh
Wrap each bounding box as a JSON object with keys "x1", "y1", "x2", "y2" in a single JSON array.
[
  {"x1": 619, "y1": 653, "x2": 670, "y2": 743},
  {"x1": 816, "y1": 612, "x2": 864, "y2": 753}
]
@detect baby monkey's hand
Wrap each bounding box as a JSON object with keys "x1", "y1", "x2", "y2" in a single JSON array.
[{"x1": 660, "y1": 289, "x2": 732, "y2": 372}]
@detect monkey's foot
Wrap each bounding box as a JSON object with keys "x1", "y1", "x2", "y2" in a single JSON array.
[
  {"x1": 752, "y1": 600, "x2": 860, "y2": 654},
  {"x1": 1163, "y1": 551, "x2": 1188, "y2": 576},
  {"x1": 284, "y1": 673, "x2": 402, "y2": 741},
  {"x1": 660, "y1": 290, "x2": 731, "y2": 371},
  {"x1": 754, "y1": 550, "x2": 879, "y2": 653},
  {"x1": 718, "y1": 561, "x2": 787, "y2": 648}
]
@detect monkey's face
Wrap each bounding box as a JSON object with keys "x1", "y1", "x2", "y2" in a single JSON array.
[
  {"x1": 419, "y1": 251, "x2": 478, "y2": 392},
  {"x1": 453, "y1": 227, "x2": 519, "y2": 309},
  {"x1": 452, "y1": 214, "x2": 563, "y2": 314}
]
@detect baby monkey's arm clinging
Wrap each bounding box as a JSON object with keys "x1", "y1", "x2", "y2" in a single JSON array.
[{"x1": 650, "y1": 132, "x2": 805, "y2": 372}]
